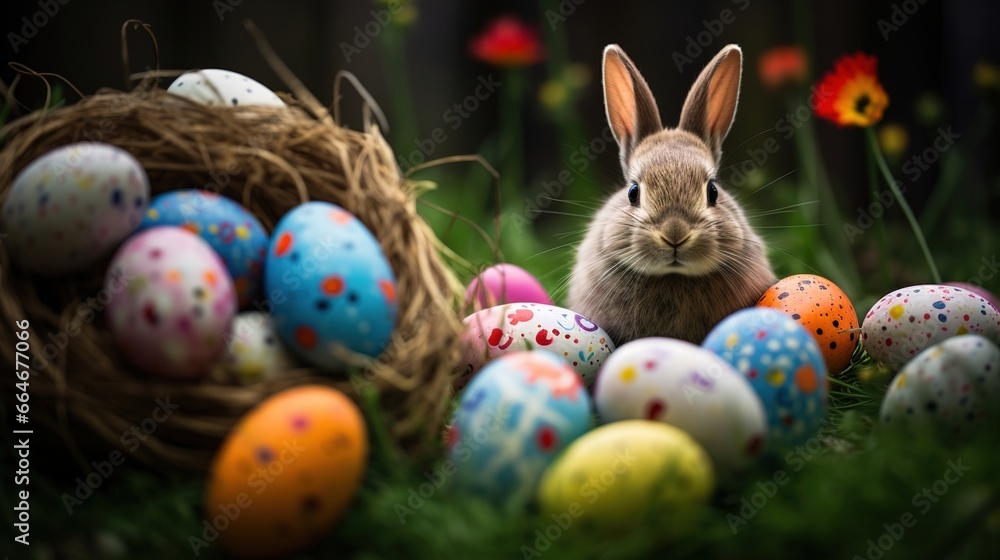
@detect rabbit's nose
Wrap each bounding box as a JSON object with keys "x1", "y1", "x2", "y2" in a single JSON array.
[{"x1": 660, "y1": 220, "x2": 692, "y2": 249}]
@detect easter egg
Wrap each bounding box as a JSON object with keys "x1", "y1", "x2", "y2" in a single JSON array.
[
  {"x1": 702, "y1": 308, "x2": 828, "y2": 450},
  {"x1": 757, "y1": 274, "x2": 859, "y2": 375},
  {"x1": 880, "y1": 334, "x2": 1000, "y2": 434},
  {"x1": 595, "y1": 338, "x2": 767, "y2": 473},
  {"x1": 222, "y1": 312, "x2": 298, "y2": 383},
  {"x1": 946, "y1": 282, "x2": 1000, "y2": 312},
  {"x1": 264, "y1": 202, "x2": 397, "y2": 370},
  {"x1": 448, "y1": 351, "x2": 592, "y2": 509},
  {"x1": 457, "y1": 303, "x2": 615, "y2": 389},
  {"x1": 204, "y1": 386, "x2": 366, "y2": 559},
  {"x1": 138, "y1": 190, "x2": 268, "y2": 308},
  {"x1": 537, "y1": 420, "x2": 714, "y2": 536},
  {"x1": 106, "y1": 226, "x2": 237, "y2": 379},
  {"x1": 465, "y1": 264, "x2": 554, "y2": 308},
  {"x1": 862, "y1": 284, "x2": 1000, "y2": 371},
  {"x1": 167, "y1": 69, "x2": 285, "y2": 107},
  {"x1": 1, "y1": 142, "x2": 149, "y2": 275}
]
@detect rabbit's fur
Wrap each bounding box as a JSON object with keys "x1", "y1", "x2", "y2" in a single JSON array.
[{"x1": 568, "y1": 44, "x2": 775, "y2": 345}]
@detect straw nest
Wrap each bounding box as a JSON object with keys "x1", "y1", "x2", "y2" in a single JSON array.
[{"x1": 0, "y1": 72, "x2": 466, "y2": 471}]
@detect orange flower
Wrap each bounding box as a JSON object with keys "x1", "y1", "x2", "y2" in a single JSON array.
[
  {"x1": 758, "y1": 46, "x2": 808, "y2": 89},
  {"x1": 811, "y1": 52, "x2": 888, "y2": 127},
  {"x1": 469, "y1": 15, "x2": 544, "y2": 67}
]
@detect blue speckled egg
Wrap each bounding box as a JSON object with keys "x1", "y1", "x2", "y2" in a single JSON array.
[
  {"x1": 448, "y1": 351, "x2": 592, "y2": 509},
  {"x1": 702, "y1": 308, "x2": 828, "y2": 450},
  {"x1": 264, "y1": 201, "x2": 397, "y2": 370},
  {"x1": 138, "y1": 190, "x2": 268, "y2": 308}
]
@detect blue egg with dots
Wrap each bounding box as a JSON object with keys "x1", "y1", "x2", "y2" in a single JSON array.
[
  {"x1": 702, "y1": 307, "x2": 829, "y2": 452},
  {"x1": 263, "y1": 201, "x2": 397, "y2": 370},
  {"x1": 448, "y1": 351, "x2": 592, "y2": 509},
  {"x1": 137, "y1": 190, "x2": 268, "y2": 308}
]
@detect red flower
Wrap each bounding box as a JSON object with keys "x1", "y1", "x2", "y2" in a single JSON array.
[
  {"x1": 758, "y1": 46, "x2": 808, "y2": 89},
  {"x1": 811, "y1": 52, "x2": 889, "y2": 127},
  {"x1": 469, "y1": 15, "x2": 544, "y2": 67}
]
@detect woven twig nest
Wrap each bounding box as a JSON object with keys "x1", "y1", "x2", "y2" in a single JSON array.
[{"x1": 0, "y1": 82, "x2": 465, "y2": 471}]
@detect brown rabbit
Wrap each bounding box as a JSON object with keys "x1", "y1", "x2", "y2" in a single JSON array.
[{"x1": 568, "y1": 44, "x2": 776, "y2": 345}]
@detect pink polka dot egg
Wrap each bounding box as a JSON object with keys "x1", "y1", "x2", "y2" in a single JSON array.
[
  {"x1": 862, "y1": 284, "x2": 1000, "y2": 371},
  {"x1": 106, "y1": 226, "x2": 237, "y2": 379},
  {"x1": 1, "y1": 142, "x2": 149, "y2": 276}
]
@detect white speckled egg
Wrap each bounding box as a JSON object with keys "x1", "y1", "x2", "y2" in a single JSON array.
[
  {"x1": 167, "y1": 69, "x2": 284, "y2": 107},
  {"x1": 222, "y1": 312, "x2": 298, "y2": 383},
  {"x1": 457, "y1": 303, "x2": 615, "y2": 390},
  {"x1": 106, "y1": 226, "x2": 237, "y2": 379},
  {"x1": 862, "y1": 285, "x2": 1000, "y2": 371},
  {"x1": 595, "y1": 338, "x2": 767, "y2": 472},
  {"x1": 1, "y1": 142, "x2": 149, "y2": 275},
  {"x1": 880, "y1": 334, "x2": 1000, "y2": 433}
]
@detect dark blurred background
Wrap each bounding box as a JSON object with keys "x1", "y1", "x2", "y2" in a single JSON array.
[{"x1": 3, "y1": 0, "x2": 999, "y2": 297}]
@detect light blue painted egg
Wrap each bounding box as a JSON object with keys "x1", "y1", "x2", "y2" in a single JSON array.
[
  {"x1": 263, "y1": 201, "x2": 397, "y2": 370},
  {"x1": 448, "y1": 351, "x2": 592, "y2": 509},
  {"x1": 702, "y1": 307, "x2": 828, "y2": 450},
  {"x1": 138, "y1": 190, "x2": 268, "y2": 308}
]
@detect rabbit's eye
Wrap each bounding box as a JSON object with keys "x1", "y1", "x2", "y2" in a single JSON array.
[
  {"x1": 627, "y1": 183, "x2": 640, "y2": 206},
  {"x1": 707, "y1": 180, "x2": 719, "y2": 206}
]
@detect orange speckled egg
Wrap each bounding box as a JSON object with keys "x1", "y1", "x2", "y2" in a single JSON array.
[
  {"x1": 757, "y1": 274, "x2": 859, "y2": 375},
  {"x1": 202, "y1": 386, "x2": 367, "y2": 559}
]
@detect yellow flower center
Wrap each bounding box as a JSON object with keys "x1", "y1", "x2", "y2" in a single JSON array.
[{"x1": 832, "y1": 75, "x2": 888, "y2": 127}]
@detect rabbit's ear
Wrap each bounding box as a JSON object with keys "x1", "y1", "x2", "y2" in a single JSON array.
[
  {"x1": 603, "y1": 44, "x2": 662, "y2": 166},
  {"x1": 678, "y1": 44, "x2": 742, "y2": 162}
]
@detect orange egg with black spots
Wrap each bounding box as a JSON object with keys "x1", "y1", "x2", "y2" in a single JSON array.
[
  {"x1": 757, "y1": 274, "x2": 859, "y2": 374},
  {"x1": 203, "y1": 386, "x2": 367, "y2": 559}
]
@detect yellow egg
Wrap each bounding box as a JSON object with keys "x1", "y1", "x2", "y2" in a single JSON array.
[
  {"x1": 537, "y1": 420, "x2": 714, "y2": 536},
  {"x1": 201, "y1": 386, "x2": 367, "y2": 559}
]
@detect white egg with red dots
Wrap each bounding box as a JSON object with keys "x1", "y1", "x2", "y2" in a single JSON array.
[
  {"x1": 456, "y1": 303, "x2": 615, "y2": 390},
  {"x1": 880, "y1": 334, "x2": 1000, "y2": 434},
  {"x1": 862, "y1": 284, "x2": 1000, "y2": 371},
  {"x1": 595, "y1": 337, "x2": 768, "y2": 473},
  {"x1": 167, "y1": 69, "x2": 285, "y2": 108},
  {"x1": 1, "y1": 142, "x2": 149, "y2": 276}
]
